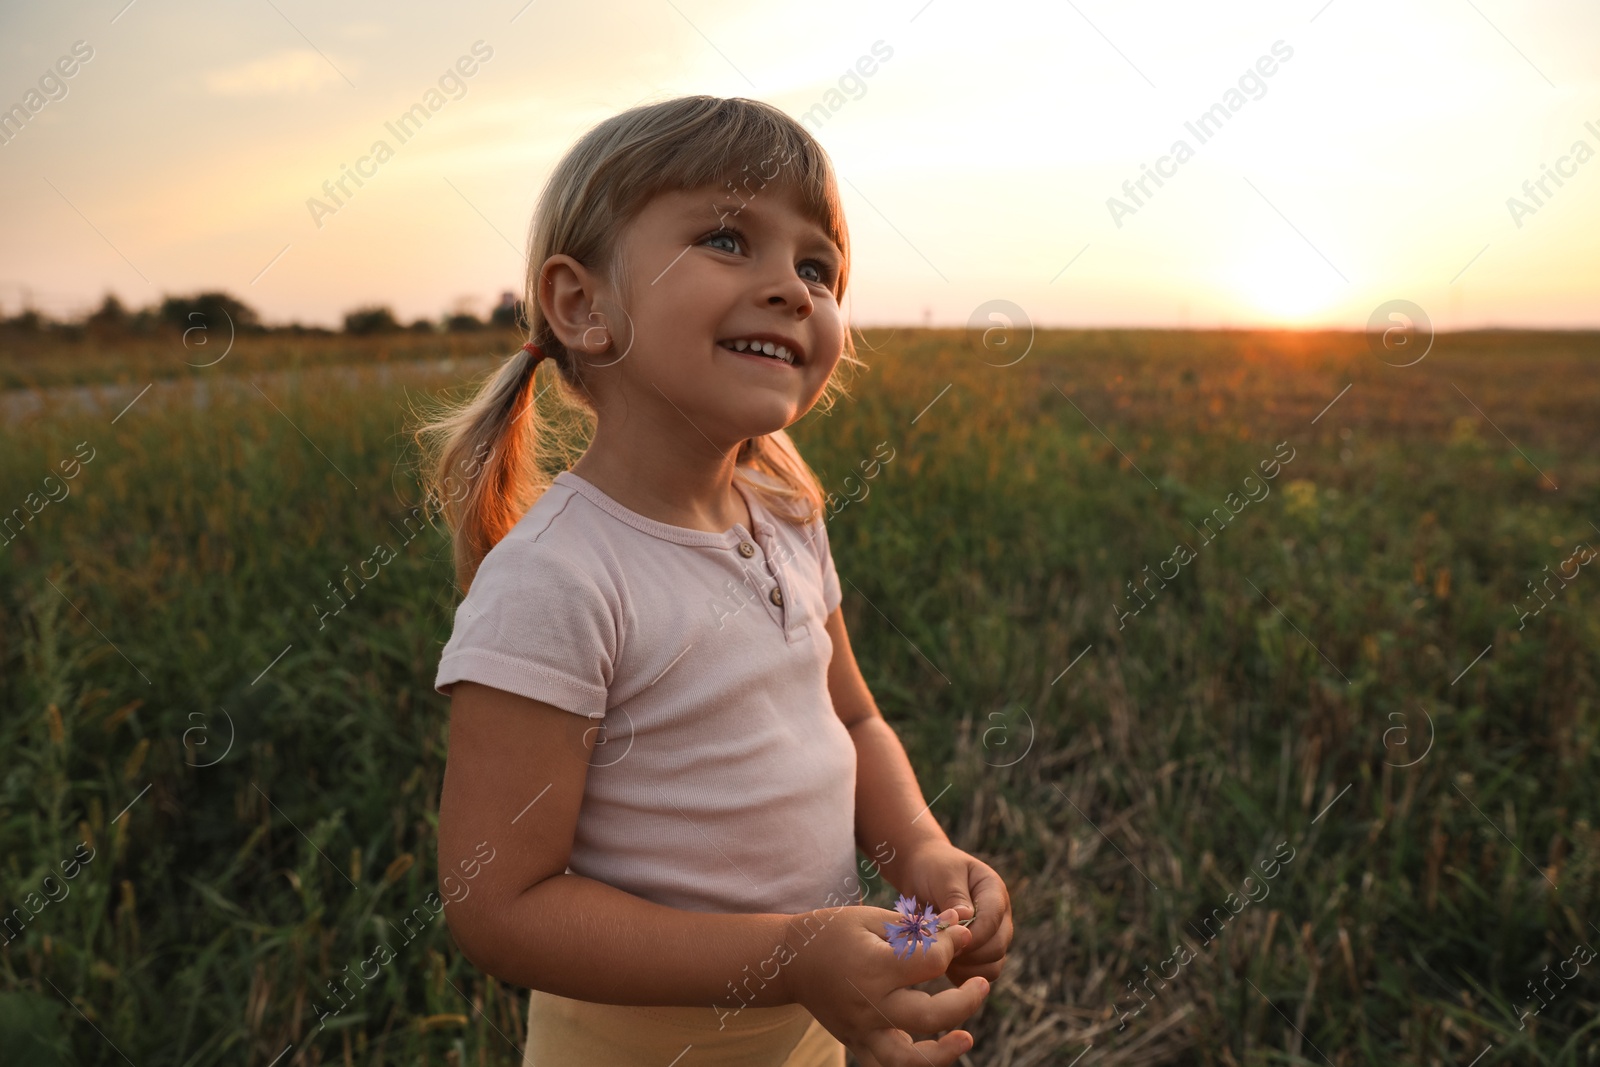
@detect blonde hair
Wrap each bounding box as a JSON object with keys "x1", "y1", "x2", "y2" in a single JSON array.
[{"x1": 410, "y1": 95, "x2": 864, "y2": 592}]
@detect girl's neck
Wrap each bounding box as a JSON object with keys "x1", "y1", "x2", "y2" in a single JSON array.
[{"x1": 569, "y1": 451, "x2": 753, "y2": 535}]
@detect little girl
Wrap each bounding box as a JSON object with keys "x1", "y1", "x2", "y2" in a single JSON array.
[{"x1": 419, "y1": 95, "x2": 1012, "y2": 1067}]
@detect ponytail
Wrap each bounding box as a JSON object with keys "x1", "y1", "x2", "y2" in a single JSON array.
[{"x1": 413, "y1": 342, "x2": 551, "y2": 593}]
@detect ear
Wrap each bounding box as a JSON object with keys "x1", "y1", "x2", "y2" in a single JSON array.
[{"x1": 538, "y1": 254, "x2": 609, "y2": 354}]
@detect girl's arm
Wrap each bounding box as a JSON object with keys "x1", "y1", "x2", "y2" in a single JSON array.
[
  {"x1": 437, "y1": 680, "x2": 797, "y2": 1009},
  {"x1": 821, "y1": 607, "x2": 954, "y2": 886},
  {"x1": 823, "y1": 610, "x2": 1017, "y2": 993}
]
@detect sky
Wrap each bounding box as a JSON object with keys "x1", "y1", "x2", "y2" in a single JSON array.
[{"x1": 1, "y1": 0, "x2": 1597, "y2": 331}]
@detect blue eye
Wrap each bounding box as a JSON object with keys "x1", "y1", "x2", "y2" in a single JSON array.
[
  {"x1": 703, "y1": 227, "x2": 742, "y2": 254},
  {"x1": 701, "y1": 226, "x2": 837, "y2": 288}
]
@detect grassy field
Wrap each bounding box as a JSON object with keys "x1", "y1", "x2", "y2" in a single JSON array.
[
  {"x1": 0, "y1": 328, "x2": 511, "y2": 392},
  {"x1": 1, "y1": 326, "x2": 1597, "y2": 1066}
]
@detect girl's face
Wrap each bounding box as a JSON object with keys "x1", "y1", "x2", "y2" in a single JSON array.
[{"x1": 595, "y1": 181, "x2": 846, "y2": 450}]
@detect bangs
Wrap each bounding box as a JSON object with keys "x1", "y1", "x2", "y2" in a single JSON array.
[{"x1": 585, "y1": 97, "x2": 851, "y2": 299}]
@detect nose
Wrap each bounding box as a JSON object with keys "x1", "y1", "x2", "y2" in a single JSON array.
[{"x1": 762, "y1": 271, "x2": 813, "y2": 317}]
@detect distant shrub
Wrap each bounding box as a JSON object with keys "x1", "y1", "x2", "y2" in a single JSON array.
[
  {"x1": 343, "y1": 306, "x2": 402, "y2": 335},
  {"x1": 86, "y1": 294, "x2": 128, "y2": 339},
  {"x1": 3, "y1": 309, "x2": 46, "y2": 333},
  {"x1": 158, "y1": 292, "x2": 263, "y2": 335},
  {"x1": 489, "y1": 299, "x2": 524, "y2": 329}
]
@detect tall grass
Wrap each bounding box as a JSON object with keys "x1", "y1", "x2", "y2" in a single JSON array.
[{"x1": 0, "y1": 328, "x2": 1595, "y2": 1065}]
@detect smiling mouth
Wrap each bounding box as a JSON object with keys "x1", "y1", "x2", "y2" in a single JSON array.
[{"x1": 717, "y1": 339, "x2": 799, "y2": 366}]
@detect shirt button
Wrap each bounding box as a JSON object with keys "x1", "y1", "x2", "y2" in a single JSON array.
[
  {"x1": 769, "y1": 586, "x2": 784, "y2": 606},
  {"x1": 738, "y1": 542, "x2": 755, "y2": 558}
]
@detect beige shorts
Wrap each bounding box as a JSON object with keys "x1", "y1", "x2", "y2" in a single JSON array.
[{"x1": 521, "y1": 987, "x2": 848, "y2": 1067}]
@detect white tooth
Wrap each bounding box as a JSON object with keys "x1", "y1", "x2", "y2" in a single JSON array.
[{"x1": 727, "y1": 338, "x2": 796, "y2": 362}]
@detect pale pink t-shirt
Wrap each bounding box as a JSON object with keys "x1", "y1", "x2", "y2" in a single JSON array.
[{"x1": 434, "y1": 467, "x2": 861, "y2": 917}]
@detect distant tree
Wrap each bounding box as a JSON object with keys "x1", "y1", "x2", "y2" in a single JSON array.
[
  {"x1": 87, "y1": 293, "x2": 128, "y2": 339},
  {"x1": 343, "y1": 305, "x2": 401, "y2": 335},
  {"x1": 489, "y1": 289, "x2": 523, "y2": 330},
  {"x1": 3, "y1": 309, "x2": 46, "y2": 332},
  {"x1": 407, "y1": 318, "x2": 436, "y2": 334},
  {"x1": 445, "y1": 312, "x2": 484, "y2": 332},
  {"x1": 489, "y1": 299, "x2": 525, "y2": 329},
  {"x1": 122, "y1": 303, "x2": 162, "y2": 336},
  {"x1": 158, "y1": 292, "x2": 262, "y2": 336}
]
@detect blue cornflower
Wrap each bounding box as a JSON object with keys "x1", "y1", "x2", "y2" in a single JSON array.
[{"x1": 884, "y1": 894, "x2": 942, "y2": 960}]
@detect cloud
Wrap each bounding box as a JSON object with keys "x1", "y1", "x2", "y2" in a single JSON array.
[{"x1": 205, "y1": 49, "x2": 348, "y2": 96}]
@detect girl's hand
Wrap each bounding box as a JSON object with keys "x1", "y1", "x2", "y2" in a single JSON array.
[
  {"x1": 893, "y1": 842, "x2": 1014, "y2": 987},
  {"x1": 779, "y1": 904, "x2": 991, "y2": 1067}
]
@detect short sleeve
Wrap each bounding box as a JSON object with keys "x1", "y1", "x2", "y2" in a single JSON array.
[
  {"x1": 434, "y1": 538, "x2": 616, "y2": 718},
  {"x1": 814, "y1": 513, "x2": 842, "y2": 616}
]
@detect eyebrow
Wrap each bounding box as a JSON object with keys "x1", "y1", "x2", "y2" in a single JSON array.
[{"x1": 685, "y1": 199, "x2": 840, "y2": 256}]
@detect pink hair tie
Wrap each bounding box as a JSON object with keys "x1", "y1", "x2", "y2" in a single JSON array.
[{"x1": 521, "y1": 341, "x2": 546, "y2": 366}]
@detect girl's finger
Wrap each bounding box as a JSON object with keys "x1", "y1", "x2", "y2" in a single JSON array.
[
  {"x1": 879, "y1": 973, "x2": 990, "y2": 1036},
  {"x1": 949, "y1": 929, "x2": 1006, "y2": 965},
  {"x1": 947, "y1": 940, "x2": 998, "y2": 972},
  {"x1": 947, "y1": 959, "x2": 1003, "y2": 987},
  {"x1": 967, "y1": 869, "x2": 1010, "y2": 943},
  {"x1": 861, "y1": 1024, "x2": 974, "y2": 1067}
]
